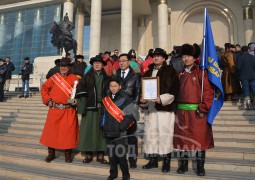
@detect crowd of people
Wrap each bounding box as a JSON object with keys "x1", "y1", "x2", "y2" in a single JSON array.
[
  {"x1": 0, "y1": 41, "x2": 254, "y2": 179},
  {"x1": 39, "y1": 43, "x2": 228, "y2": 180}
]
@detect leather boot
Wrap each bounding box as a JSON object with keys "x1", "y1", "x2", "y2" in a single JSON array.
[
  {"x1": 162, "y1": 153, "x2": 171, "y2": 173},
  {"x1": 196, "y1": 151, "x2": 206, "y2": 176},
  {"x1": 177, "y1": 151, "x2": 189, "y2": 174},
  {"x1": 45, "y1": 147, "x2": 55, "y2": 163},
  {"x1": 65, "y1": 149, "x2": 72, "y2": 163},
  {"x1": 142, "y1": 156, "x2": 158, "y2": 169}
]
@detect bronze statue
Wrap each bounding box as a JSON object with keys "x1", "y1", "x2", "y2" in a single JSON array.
[{"x1": 49, "y1": 13, "x2": 77, "y2": 55}]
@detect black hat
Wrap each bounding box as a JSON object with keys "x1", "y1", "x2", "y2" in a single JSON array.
[
  {"x1": 75, "y1": 54, "x2": 84, "y2": 59},
  {"x1": 24, "y1": 57, "x2": 30, "y2": 60},
  {"x1": 104, "y1": 51, "x2": 111, "y2": 55},
  {"x1": 152, "y1": 48, "x2": 168, "y2": 59},
  {"x1": 90, "y1": 55, "x2": 107, "y2": 66},
  {"x1": 59, "y1": 58, "x2": 72, "y2": 66},
  {"x1": 54, "y1": 59, "x2": 61, "y2": 65},
  {"x1": 181, "y1": 43, "x2": 201, "y2": 59}
]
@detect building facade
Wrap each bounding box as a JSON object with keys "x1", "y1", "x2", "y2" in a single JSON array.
[{"x1": 0, "y1": 0, "x2": 254, "y2": 74}]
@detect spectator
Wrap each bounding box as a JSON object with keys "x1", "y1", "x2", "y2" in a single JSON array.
[
  {"x1": 111, "y1": 49, "x2": 119, "y2": 62},
  {"x1": 236, "y1": 46, "x2": 255, "y2": 109},
  {"x1": 71, "y1": 55, "x2": 87, "y2": 79},
  {"x1": 234, "y1": 44, "x2": 242, "y2": 60},
  {"x1": 0, "y1": 58, "x2": 7, "y2": 102},
  {"x1": 169, "y1": 46, "x2": 184, "y2": 73},
  {"x1": 220, "y1": 43, "x2": 241, "y2": 101},
  {"x1": 19, "y1": 57, "x2": 33, "y2": 98},
  {"x1": 103, "y1": 51, "x2": 114, "y2": 76},
  {"x1": 46, "y1": 59, "x2": 60, "y2": 79},
  {"x1": 4, "y1": 57, "x2": 15, "y2": 92}
]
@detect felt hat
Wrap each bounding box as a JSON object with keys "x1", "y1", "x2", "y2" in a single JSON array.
[{"x1": 180, "y1": 43, "x2": 201, "y2": 59}]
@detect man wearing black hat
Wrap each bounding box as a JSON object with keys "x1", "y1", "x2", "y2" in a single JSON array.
[
  {"x1": 0, "y1": 58, "x2": 7, "y2": 102},
  {"x1": 40, "y1": 58, "x2": 79, "y2": 163},
  {"x1": 71, "y1": 54, "x2": 87, "y2": 79},
  {"x1": 19, "y1": 57, "x2": 33, "y2": 98},
  {"x1": 76, "y1": 55, "x2": 109, "y2": 164},
  {"x1": 141, "y1": 48, "x2": 180, "y2": 173},
  {"x1": 46, "y1": 59, "x2": 61, "y2": 79}
]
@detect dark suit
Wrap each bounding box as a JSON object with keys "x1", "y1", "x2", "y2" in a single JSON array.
[{"x1": 115, "y1": 67, "x2": 141, "y2": 165}]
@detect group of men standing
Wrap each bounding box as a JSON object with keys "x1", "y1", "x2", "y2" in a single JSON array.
[{"x1": 40, "y1": 43, "x2": 215, "y2": 179}]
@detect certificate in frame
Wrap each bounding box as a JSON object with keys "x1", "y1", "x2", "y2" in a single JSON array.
[{"x1": 141, "y1": 77, "x2": 160, "y2": 100}]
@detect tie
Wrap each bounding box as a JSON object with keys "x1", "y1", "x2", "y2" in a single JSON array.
[{"x1": 122, "y1": 71, "x2": 125, "y2": 79}]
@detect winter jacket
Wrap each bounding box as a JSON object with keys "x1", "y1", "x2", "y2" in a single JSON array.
[
  {"x1": 0, "y1": 63, "x2": 7, "y2": 83},
  {"x1": 100, "y1": 91, "x2": 135, "y2": 138},
  {"x1": 143, "y1": 62, "x2": 180, "y2": 112},
  {"x1": 114, "y1": 67, "x2": 141, "y2": 105},
  {"x1": 76, "y1": 68, "x2": 109, "y2": 109},
  {"x1": 5, "y1": 62, "x2": 15, "y2": 80},
  {"x1": 21, "y1": 63, "x2": 33, "y2": 81}
]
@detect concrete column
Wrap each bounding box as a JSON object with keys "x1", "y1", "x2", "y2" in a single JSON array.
[
  {"x1": 0, "y1": 15, "x2": 6, "y2": 48},
  {"x1": 32, "y1": 9, "x2": 43, "y2": 56},
  {"x1": 121, "y1": 0, "x2": 132, "y2": 53},
  {"x1": 89, "y1": 0, "x2": 102, "y2": 58},
  {"x1": 243, "y1": 6, "x2": 254, "y2": 44},
  {"x1": 138, "y1": 16, "x2": 146, "y2": 56},
  {"x1": 54, "y1": 6, "x2": 61, "y2": 22},
  {"x1": 14, "y1": 12, "x2": 24, "y2": 73},
  {"x1": 63, "y1": 0, "x2": 74, "y2": 22},
  {"x1": 75, "y1": 3, "x2": 85, "y2": 55},
  {"x1": 157, "y1": 0, "x2": 168, "y2": 50}
]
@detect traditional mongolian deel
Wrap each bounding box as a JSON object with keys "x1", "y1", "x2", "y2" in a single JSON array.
[
  {"x1": 40, "y1": 73, "x2": 79, "y2": 149},
  {"x1": 173, "y1": 66, "x2": 214, "y2": 150}
]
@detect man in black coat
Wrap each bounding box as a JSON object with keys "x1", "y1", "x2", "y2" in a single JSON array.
[
  {"x1": 4, "y1": 57, "x2": 15, "y2": 92},
  {"x1": 71, "y1": 55, "x2": 87, "y2": 79},
  {"x1": 113, "y1": 53, "x2": 141, "y2": 169},
  {"x1": 236, "y1": 46, "x2": 255, "y2": 109},
  {"x1": 19, "y1": 57, "x2": 33, "y2": 98},
  {"x1": 46, "y1": 59, "x2": 60, "y2": 79},
  {"x1": 0, "y1": 58, "x2": 7, "y2": 102}
]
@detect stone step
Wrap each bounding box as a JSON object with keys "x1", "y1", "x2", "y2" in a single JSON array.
[
  {"x1": 214, "y1": 120, "x2": 255, "y2": 125},
  {"x1": 0, "y1": 149, "x2": 255, "y2": 178},
  {"x1": 212, "y1": 125, "x2": 255, "y2": 133},
  {"x1": 1, "y1": 136, "x2": 255, "y2": 161},
  {"x1": 0, "y1": 112, "x2": 47, "y2": 119},
  {"x1": 0, "y1": 103, "x2": 45, "y2": 107},
  {"x1": 0, "y1": 106, "x2": 48, "y2": 111},
  {"x1": 0, "y1": 109, "x2": 48, "y2": 114},
  {"x1": 215, "y1": 115, "x2": 255, "y2": 120},
  {"x1": 217, "y1": 111, "x2": 255, "y2": 115},
  {"x1": 0, "y1": 161, "x2": 105, "y2": 180}
]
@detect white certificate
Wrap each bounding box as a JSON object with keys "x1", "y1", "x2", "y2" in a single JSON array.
[{"x1": 142, "y1": 77, "x2": 159, "y2": 100}]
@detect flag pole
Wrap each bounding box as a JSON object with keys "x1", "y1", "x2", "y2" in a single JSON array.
[{"x1": 201, "y1": 6, "x2": 207, "y2": 102}]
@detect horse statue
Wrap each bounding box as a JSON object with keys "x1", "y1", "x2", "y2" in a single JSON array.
[{"x1": 49, "y1": 13, "x2": 77, "y2": 55}]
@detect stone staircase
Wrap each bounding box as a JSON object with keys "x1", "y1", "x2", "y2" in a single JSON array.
[{"x1": 0, "y1": 93, "x2": 255, "y2": 179}]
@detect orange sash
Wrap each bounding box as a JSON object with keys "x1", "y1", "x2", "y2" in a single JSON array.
[
  {"x1": 102, "y1": 96, "x2": 135, "y2": 128},
  {"x1": 51, "y1": 73, "x2": 73, "y2": 98}
]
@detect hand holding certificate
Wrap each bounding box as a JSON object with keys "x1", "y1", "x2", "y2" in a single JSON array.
[{"x1": 141, "y1": 77, "x2": 160, "y2": 100}]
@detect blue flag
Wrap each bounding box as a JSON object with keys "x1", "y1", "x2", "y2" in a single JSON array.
[{"x1": 200, "y1": 7, "x2": 224, "y2": 125}]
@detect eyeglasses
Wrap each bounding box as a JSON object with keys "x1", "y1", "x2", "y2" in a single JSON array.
[{"x1": 119, "y1": 60, "x2": 129, "y2": 63}]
